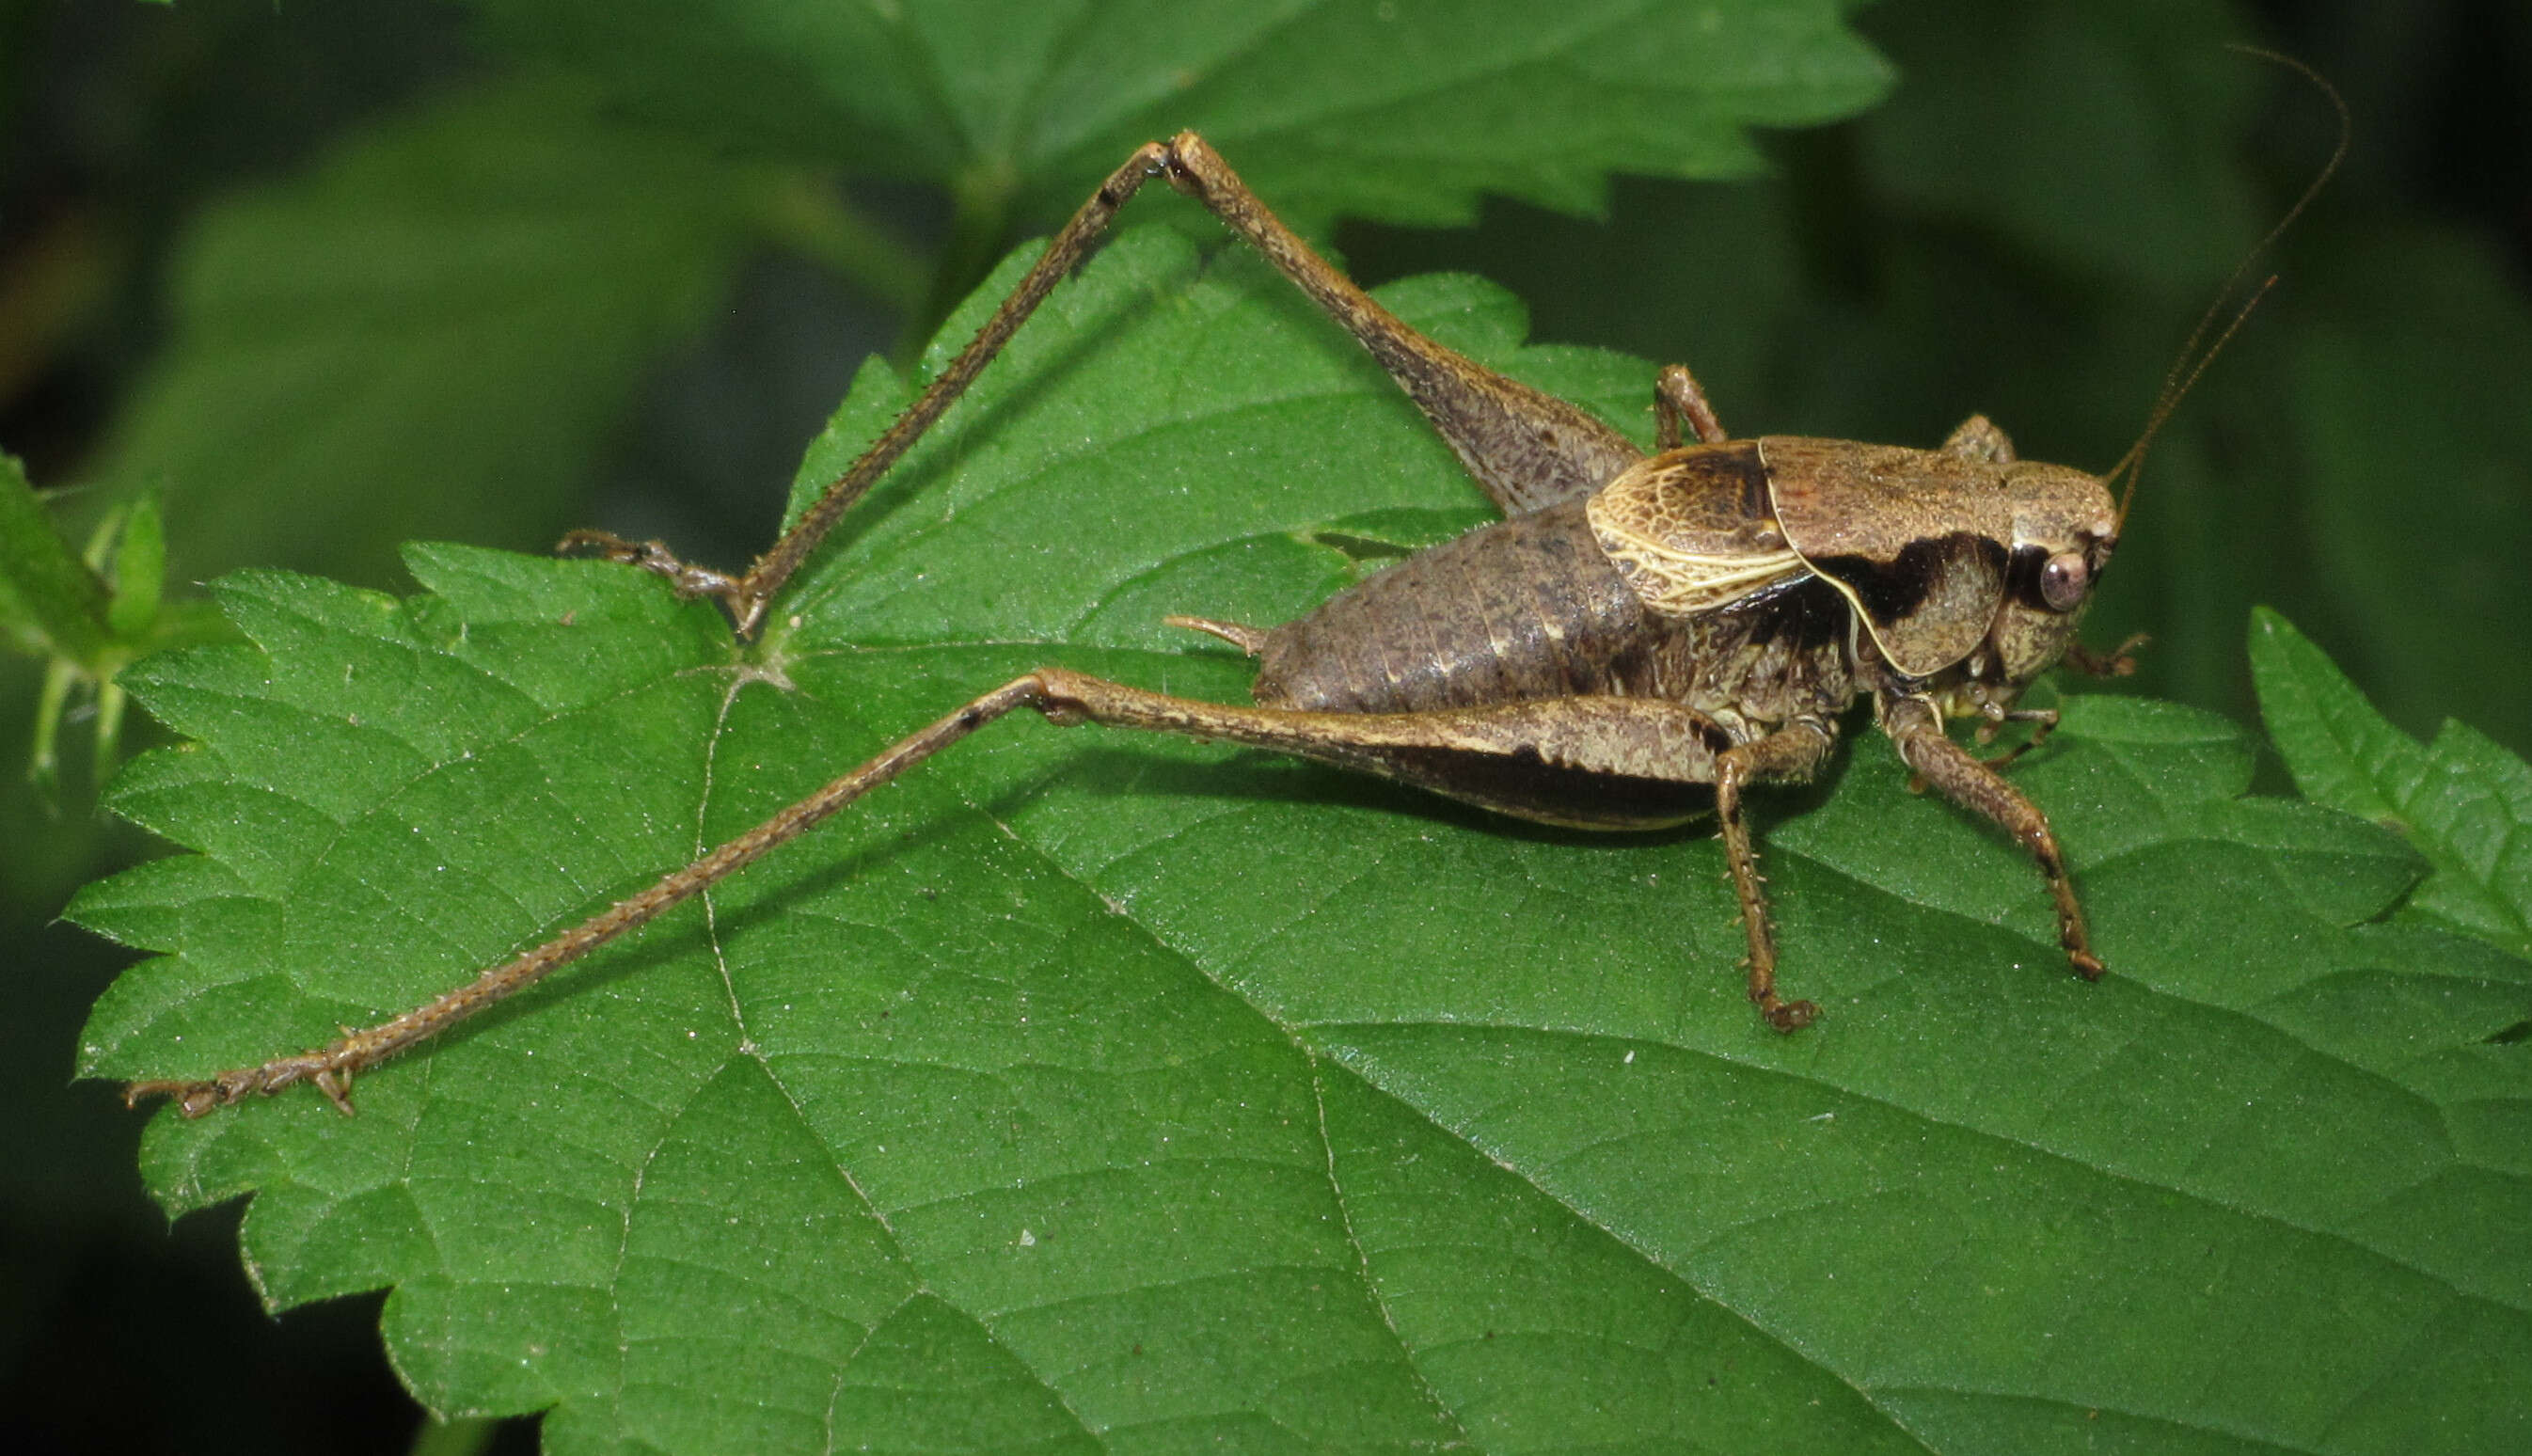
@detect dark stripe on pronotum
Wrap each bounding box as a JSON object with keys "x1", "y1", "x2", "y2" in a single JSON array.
[{"x1": 1810, "y1": 532, "x2": 2008, "y2": 625}]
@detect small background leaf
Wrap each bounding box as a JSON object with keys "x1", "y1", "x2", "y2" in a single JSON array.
[
  {"x1": 0, "y1": 450, "x2": 110, "y2": 666},
  {"x1": 76, "y1": 234, "x2": 2532, "y2": 1453},
  {"x1": 103, "y1": 494, "x2": 164, "y2": 641},
  {"x1": 81, "y1": 80, "x2": 772, "y2": 590},
  {"x1": 2253, "y1": 606, "x2": 2532, "y2": 958}
]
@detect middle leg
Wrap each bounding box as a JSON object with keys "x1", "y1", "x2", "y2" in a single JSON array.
[
  {"x1": 1714, "y1": 718, "x2": 1839, "y2": 1030},
  {"x1": 1880, "y1": 691, "x2": 2102, "y2": 980}
]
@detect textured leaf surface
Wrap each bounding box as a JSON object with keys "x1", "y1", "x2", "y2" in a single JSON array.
[
  {"x1": 2253, "y1": 606, "x2": 2532, "y2": 959},
  {"x1": 79, "y1": 232, "x2": 2532, "y2": 1453},
  {"x1": 466, "y1": 0, "x2": 1891, "y2": 227}
]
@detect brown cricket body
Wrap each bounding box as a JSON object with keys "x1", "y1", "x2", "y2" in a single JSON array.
[
  {"x1": 1245, "y1": 431, "x2": 2113, "y2": 823},
  {"x1": 134, "y1": 109, "x2": 2335, "y2": 1117},
  {"x1": 1256, "y1": 451, "x2": 1856, "y2": 733}
]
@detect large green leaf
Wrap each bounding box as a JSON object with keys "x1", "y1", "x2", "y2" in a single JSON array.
[
  {"x1": 466, "y1": 0, "x2": 1892, "y2": 227},
  {"x1": 2252, "y1": 606, "x2": 2532, "y2": 960},
  {"x1": 78, "y1": 231, "x2": 2530, "y2": 1452}
]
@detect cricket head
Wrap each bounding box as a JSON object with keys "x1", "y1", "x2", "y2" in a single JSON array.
[{"x1": 1981, "y1": 461, "x2": 2119, "y2": 692}]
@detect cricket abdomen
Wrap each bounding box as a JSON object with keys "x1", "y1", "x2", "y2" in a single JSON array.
[
  {"x1": 1254, "y1": 498, "x2": 1644, "y2": 713},
  {"x1": 1251, "y1": 494, "x2": 1859, "y2": 729}
]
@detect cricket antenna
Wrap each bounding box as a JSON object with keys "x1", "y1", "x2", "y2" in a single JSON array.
[{"x1": 2105, "y1": 47, "x2": 2349, "y2": 530}]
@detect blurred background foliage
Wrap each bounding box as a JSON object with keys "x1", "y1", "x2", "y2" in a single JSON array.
[{"x1": 1, "y1": 0, "x2": 2524, "y2": 1450}]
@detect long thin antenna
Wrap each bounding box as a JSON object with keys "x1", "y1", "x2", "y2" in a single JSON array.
[{"x1": 2108, "y1": 46, "x2": 2350, "y2": 530}]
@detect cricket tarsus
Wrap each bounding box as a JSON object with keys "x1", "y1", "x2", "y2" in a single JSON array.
[
  {"x1": 135, "y1": 96, "x2": 2342, "y2": 1111},
  {"x1": 556, "y1": 530, "x2": 745, "y2": 608}
]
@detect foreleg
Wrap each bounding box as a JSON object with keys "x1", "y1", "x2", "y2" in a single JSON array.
[{"x1": 1971, "y1": 701, "x2": 2059, "y2": 769}]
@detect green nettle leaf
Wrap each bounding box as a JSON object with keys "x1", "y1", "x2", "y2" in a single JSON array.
[
  {"x1": 466, "y1": 0, "x2": 1893, "y2": 226},
  {"x1": 2252, "y1": 606, "x2": 2532, "y2": 960},
  {"x1": 85, "y1": 80, "x2": 772, "y2": 590},
  {"x1": 3, "y1": 460, "x2": 219, "y2": 801},
  {"x1": 78, "y1": 234, "x2": 2531, "y2": 1453}
]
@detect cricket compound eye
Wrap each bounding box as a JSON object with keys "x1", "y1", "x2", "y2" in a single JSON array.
[{"x1": 2039, "y1": 552, "x2": 2090, "y2": 612}]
